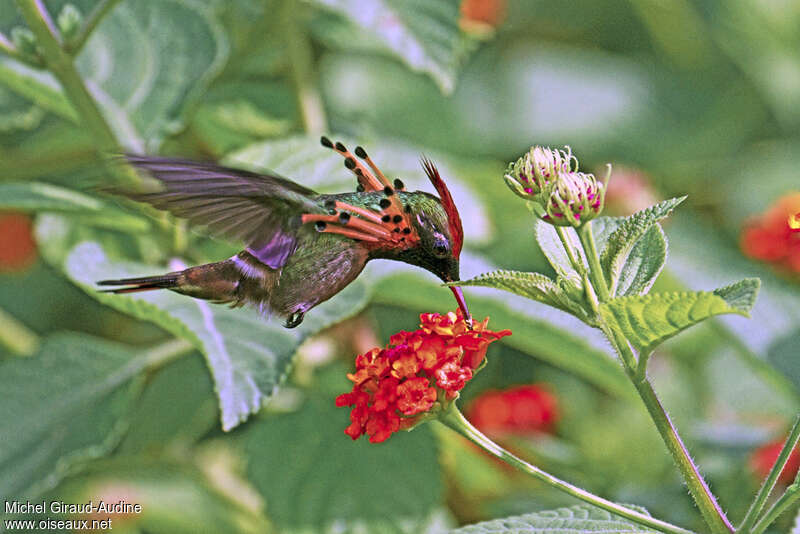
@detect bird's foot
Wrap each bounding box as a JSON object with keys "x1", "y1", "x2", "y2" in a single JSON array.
[{"x1": 284, "y1": 311, "x2": 305, "y2": 328}]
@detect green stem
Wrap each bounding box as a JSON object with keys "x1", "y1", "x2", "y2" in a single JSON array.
[
  {"x1": 64, "y1": 0, "x2": 122, "y2": 55},
  {"x1": 739, "y1": 416, "x2": 800, "y2": 532},
  {"x1": 609, "y1": 329, "x2": 733, "y2": 533},
  {"x1": 578, "y1": 222, "x2": 610, "y2": 301},
  {"x1": 282, "y1": 0, "x2": 327, "y2": 134},
  {"x1": 0, "y1": 30, "x2": 44, "y2": 67},
  {"x1": 555, "y1": 226, "x2": 584, "y2": 274},
  {"x1": 0, "y1": 306, "x2": 40, "y2": 356},
  {"x1": 750, "y1": 485, "x2": 800, "y2": 534},
  {"x1": 439, "y1": 404, "x2": 694, "y2": 534},
  {"x1": 634, "y1": 349, "x2": 653, "y2": 382},
  {"x1": 14, "y1": 0, "x2": 138, "y2": 186}
]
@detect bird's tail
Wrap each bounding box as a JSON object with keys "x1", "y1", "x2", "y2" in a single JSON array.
[{"x1": 97, "y1": 273, "x2": 180, "y2": 294}]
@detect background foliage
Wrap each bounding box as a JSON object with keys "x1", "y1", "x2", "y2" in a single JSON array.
[{"x1": 1, "y1": 0, "x2": 799, "y2": 532}]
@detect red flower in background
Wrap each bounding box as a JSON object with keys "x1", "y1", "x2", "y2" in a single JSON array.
[
  {"x1": 741, "y1": 193, "x2": 800, "y2": 273},
  {"x1": 460, "y1": 0, "x2": 507, "y2": 28},
  {"x1": 336, "y1": 310, "x2": 511, "y2": 443},
  {"x1": 750, "y1": 438, "x2": 800, "y2": 485},
  {"x1": 467, "y1": 384, "x2": 558, "y2": 437},
  {"x1": 0, "y1": 212, "x2": 37, "y2": 273},
  {"x1": 602, "y1": 166, "x2": 660, "y2": 217}
]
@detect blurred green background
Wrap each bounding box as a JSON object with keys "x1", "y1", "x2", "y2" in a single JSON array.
[{"x1": 1, "y1": 0, "x2": 799, "y2": 532}]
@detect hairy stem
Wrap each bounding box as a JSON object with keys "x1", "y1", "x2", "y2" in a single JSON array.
[
  {"x1": 566, "y1": 217, "x2": 731, "y2": 532},
  {"x1": 282, "y1": 0, "x2": 327, "y2": 134},
  {"x1": 14, "y1": 0, "x2": 138, "y2": 186},
  {"x1": 65, "y1": 0, "x2": 122, "y2": 55},
  {"x1": 609, "y1": 328, "x2": 733, "y2": 533},
  {"x1": 739, "y1": 416, "x2": 800, "y2": 532},
  {"x1": 439, "y1": 404, "x2": 694, "y2": 534},
  {"x1": 750, "y1": 484, "x2": 800, "y2": 534},
  {"x1": 578, "y1": 222, "x2": 610, "y2": 301},
  {"x1": 0, "y1": 306, "x2": 40, "y2": 356}
]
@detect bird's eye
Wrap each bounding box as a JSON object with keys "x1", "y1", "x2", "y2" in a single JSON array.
[{"x1": 432, "y1": 241, "x2": 449, "y2": 257}]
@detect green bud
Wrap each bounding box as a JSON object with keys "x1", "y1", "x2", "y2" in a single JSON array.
[
  {"x1": 57, "y1": 4, "x2": 83, "y2": 42},
  {"x1": 11, "y1": 27, "x2": 38, "y2": 57}
]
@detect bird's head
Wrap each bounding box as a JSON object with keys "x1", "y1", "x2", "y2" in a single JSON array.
[{"x1": 389, "y1": 159, "x2": 471, "y2": 324}]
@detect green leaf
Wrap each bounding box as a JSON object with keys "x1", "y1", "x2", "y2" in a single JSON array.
[
  {"x1": 73, "y1": 0, "x2": 228, "y2": 148},
  {"x1": 667, "y1": 216, "x2": 800, "y2": 357},
  {"x1": 600, "y1": 197, "x2": 686, "y2": 296},
  {"x1": 0, "y1": 182, "x2": 149, "y2": 231},
  {"x1": 240, "y1": 397, "x2": 445, "y2": 533},
  {"x1": 0, "y1": 332, "x2": 146, "y2": 500},
  {"x1": 616, "y1": 224, "x2": 668, "y2": 296},
  {"x1": 590, "y1": 216, "x2": 666, "y2": 296},
  {"x1": 117, "y1": 353, "x2": 218, "y2": 454},
  {"x1": 309, "y1": 0, "x2": 466, "y2": 93},
  {"x1": 449, "y1": 504, "x2": 658, "y2": 533},
  {"x1": 600, "y1": 279, "x2": 760, "y2": 354},
  {"x1": 450, "y1": 269, "x2": 589, "y2": 321},
  {"x1": 0, "y1": 2, "x2": 227, "y2": 148},
  {"x1": 533, "y1": 220, "x2": 584, "y2": 289},
  {"x1": 64, "y1": 241, "x2": 371, "y2": 431}
]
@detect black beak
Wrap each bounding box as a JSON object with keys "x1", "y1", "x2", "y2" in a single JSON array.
[{"x1": 448, "y1": 285, "x2": 472, "y2": 329}]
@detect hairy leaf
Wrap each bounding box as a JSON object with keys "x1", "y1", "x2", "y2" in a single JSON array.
[
  {"x1": 450, "y1": 504, "x2": 657, "y2": 533},
  {"x1": 309, "y1": 0, "x2": 466, "y2": 93},
  {"x1": 64, "y1": 242, "x2": 370, "y2": 431},
  {"x1": 533, "y1": 220, "x2": 584, "y2": 289},
  {"x1": 600, "y1": 278, "x2": 760, "y2": 354},
  {"x1": 601, "y1": 197, "x2": 685, "y2": 296},
  {"x1": 0, "y1": 333, "x2": 145, "y2": 500},
  {"x1": 450, "y1": 269, "x2": 589, "y2": 321},
  {"x1": 616, "y1": 224, "x2": 668, "y2": 296},
  {"x1": 240, "y1": 397, "x2": 444, "y2": 533}
]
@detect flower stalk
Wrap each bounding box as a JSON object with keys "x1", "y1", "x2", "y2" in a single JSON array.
[{"x1": 438, "y1": 403, "x2": 694, "y2": 534}]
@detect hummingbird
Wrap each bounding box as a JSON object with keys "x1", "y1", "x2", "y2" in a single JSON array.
[{"x1": 97, "y1": 137, "x2": 472, "y2": 328}]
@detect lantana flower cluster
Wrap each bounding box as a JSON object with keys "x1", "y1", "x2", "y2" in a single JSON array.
[
  {"x1": 467, "y1": 384, "x2": 558, "y2": 437},
  {"x1": 504, "y1": 145, "x2": 606, "y2": 227},
  {"x1": 740, "y1": 193, "x2": 800, "y2": 273},
  {"x1": 336, "y1": 310, "x2": 511, "y2": 443}
]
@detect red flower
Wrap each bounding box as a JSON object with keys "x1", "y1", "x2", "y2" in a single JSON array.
[
  {"x1": 741, "y1": 193, "x2": 800, "y2": 273},
  {"x1": 336, "y1": 310, "x2": 511, "y2": 443},
  {"x1": 460, "y1": 0, "x2": 507, "y2": 30},
  {"x1": 466, "y1": 384, "x2": 558, "y2": 437},
  {"x1": 750, "y1": 438, "x2": 800, "y2": 485},
  {"x1": 0, "y1": 212, "x2": 37, "y2": 273}
]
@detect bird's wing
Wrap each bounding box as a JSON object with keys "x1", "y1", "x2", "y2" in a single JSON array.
[{"x1": 122, "y1": 155, "x2": 325, "y2": 269}]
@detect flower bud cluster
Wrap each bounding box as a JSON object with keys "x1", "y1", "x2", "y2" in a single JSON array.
[{"x1": 504, "y1": 146, "x2": 606, "y2": 227}]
